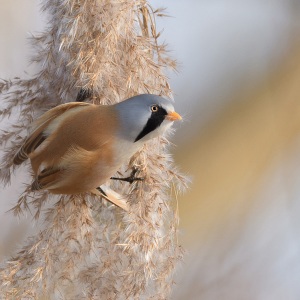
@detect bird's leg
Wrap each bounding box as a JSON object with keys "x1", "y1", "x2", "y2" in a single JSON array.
[{"x1": 110, "y1": 167, "x2": 144, "y2": 184}]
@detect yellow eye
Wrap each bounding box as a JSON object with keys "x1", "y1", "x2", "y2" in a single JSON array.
[{"x1": 151, "y1": 105, "x2": 158, "y2": 112}]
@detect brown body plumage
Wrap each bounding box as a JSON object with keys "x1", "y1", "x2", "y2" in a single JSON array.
[{"x1": 14, "y1": 102, "x2": 127, "y2": 194}]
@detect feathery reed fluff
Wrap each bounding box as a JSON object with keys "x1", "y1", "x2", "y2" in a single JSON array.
[{"x1": 0, "y1": 1, "x2": 187, "y2": 298}]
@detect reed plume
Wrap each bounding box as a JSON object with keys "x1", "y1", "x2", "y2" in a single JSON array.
[{"x1": 0, "y1": 0, "x2": 187, "y2": 299}]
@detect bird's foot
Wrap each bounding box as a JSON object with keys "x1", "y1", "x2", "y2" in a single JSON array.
[{"x1": 110, "y1": 167, "x2": 144, "y2": 184}]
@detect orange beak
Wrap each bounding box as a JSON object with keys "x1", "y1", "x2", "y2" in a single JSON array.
[{"x1": 166, "y1": 111, "x2": 182, "y2": 121}]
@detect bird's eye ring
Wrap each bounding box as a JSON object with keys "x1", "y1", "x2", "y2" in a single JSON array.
[{"x1": 151, "y1": 105, "x2": 158, "y2": 112}]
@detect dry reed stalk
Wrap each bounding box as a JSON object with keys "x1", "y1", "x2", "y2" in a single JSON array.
[{"x1": 0, "y1": 0, "x2": 187, "y2": 299}]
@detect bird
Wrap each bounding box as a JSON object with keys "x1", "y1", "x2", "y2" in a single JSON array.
[{"x1": 13, "y1": 94, "x2": 182, "y2": 210}]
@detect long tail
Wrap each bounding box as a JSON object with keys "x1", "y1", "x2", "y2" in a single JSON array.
[{"x1": 92, "y1": 186, "x2": 129, "y2": 211}]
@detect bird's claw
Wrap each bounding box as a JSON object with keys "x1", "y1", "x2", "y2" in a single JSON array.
[{"x1": 110, "y1": 167, "x2": 144, "y2": 184}]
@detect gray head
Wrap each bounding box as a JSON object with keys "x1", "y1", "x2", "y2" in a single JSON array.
[{"x1": 114, "y1": 94, "x2": 181, "y2": 143}]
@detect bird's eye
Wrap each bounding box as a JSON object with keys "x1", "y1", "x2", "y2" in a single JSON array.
[{"x1": 151, "y1": 105, "x2": 159, "y2": 112}]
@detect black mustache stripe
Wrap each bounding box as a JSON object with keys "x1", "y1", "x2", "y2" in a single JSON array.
[{"x1": 134, "y1": 107, "x2": 167, "y2": 142}]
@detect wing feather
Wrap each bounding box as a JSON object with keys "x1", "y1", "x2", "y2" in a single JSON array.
[
  {"x1": 31, "y1": 167, "x2": 62, "y2": 191},
  {"x1": 13, "y1": 102, "x2": 91, "y2": 165}
]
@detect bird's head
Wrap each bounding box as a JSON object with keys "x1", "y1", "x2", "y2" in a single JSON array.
[{"x1": 114, "y1": 94, "x2": 182, "y2": 143}]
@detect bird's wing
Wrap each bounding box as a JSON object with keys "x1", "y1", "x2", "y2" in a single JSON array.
[
  {"x1": 31, "y1": 167, "x2": 62, "y2": 191},
  {"x1": 13, "y1": 102, "x2": 91, "y2": 165}
]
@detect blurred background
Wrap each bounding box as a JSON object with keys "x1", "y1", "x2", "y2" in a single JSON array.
[{"x1": 1, "y1": 0, "x2": 300, "y2": 299}]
